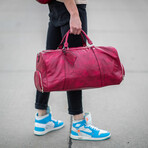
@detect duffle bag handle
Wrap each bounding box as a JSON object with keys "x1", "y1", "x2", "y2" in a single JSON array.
[{"x1": 58, "y1": 29, "x2": 93, "y2": 49}]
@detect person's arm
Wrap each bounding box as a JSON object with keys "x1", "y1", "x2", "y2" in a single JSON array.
[{"x1": 63, "y1": 0, "x2": 82, "y2": 35}]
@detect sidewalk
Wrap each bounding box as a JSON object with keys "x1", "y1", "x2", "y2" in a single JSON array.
[{"x1": 0, "y1": 0, "x2": 148, "y2": 148}]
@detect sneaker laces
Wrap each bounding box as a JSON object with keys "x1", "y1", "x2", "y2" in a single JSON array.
[
  {"x1": 52, "y1": 118, "x2": 61, "y2": 124},
  {"x1": 51, "y1": 118, "x2": 58, "y2": 122},
  {"x1": 87, "y1": 124, "x2": 99, "y2": 131}
]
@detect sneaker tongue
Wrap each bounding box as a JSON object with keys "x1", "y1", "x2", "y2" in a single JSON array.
[{"x1": 84, "y1": 112, "x2": 92, "y2": 125}]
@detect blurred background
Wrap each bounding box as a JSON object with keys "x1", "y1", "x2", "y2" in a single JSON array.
[{"x1": 0, "y1": 0, "x2": 148, "y2": 148}]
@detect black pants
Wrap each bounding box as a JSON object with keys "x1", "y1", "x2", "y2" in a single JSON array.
[{"x1": 35, "y1": 3, "x2": 87, "y2": 115}]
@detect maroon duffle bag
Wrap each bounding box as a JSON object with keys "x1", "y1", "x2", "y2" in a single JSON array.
[{"x1": 34, "y1": 30, "x2": 125, "y2": 92}]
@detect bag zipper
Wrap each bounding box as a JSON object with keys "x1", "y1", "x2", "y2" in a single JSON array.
[{"x1": 38, "y1": 72, "x2": 44, "y2": 93}]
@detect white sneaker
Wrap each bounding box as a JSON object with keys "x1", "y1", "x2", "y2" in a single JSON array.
[
  {"x1": 70, "y1": 113, "x2": 111, "y2": 140},
  {"x1": 34, "y1": 106, "x2": 64, "y2": 136}
]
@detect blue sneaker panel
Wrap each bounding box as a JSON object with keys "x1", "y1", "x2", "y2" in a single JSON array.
[
  {"x1": 71, "y1": 130, "x2": 79, "y2": 136},
  {"x1": 35, "y1": 114, "x2": 51, "y2": 124},
  {"x1": 73, "y1": 120, "x2": 85, "y2": 129},
  {"x1": 58, "y1": 121, "x2": 64, "y2": 127},
  {"x1": 52, "y1": 120, "x2": 59, "y2": 128},
  {"x1": 34, "y1": 127, "x2": 45, "y2": 132},
  {"x1": 92, "y1": 131, "x2": 100, "y2": 138},
  {"x1": 52, "y1": 120, "x2": 64, "y2": 128}
]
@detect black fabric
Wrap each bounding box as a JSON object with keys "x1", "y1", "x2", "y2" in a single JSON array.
[
  {"x1": 48, "y1": 1, "x2": 86, "y2": 27},
  {"x1": 35, "y1": 2, "x2": 87, "y2": 115}
]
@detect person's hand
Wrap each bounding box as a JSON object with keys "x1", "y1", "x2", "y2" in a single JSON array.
[{"x1": 70, "y1": 13, "x2": 82, "y2": 35}]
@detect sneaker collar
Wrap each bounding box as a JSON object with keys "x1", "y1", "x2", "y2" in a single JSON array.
[{"x1": 84, "y1": 112, "x2": 92, "y2": 125}]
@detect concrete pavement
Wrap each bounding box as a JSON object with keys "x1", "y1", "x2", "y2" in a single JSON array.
[{"x1": 0, "y1": 0, "x2": 148, "y2": 148}]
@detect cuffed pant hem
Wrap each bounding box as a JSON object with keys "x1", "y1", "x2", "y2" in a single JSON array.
[
  {"x1": 35, "y1": 103, "x2": 48, "y2": 110},
  {"x1": 68, "y1": 108, "x2": 83, "y2": 115}
]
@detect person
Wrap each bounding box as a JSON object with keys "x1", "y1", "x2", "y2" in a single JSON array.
[{"x1": 34, "y1": 0, "x2": 111, "y2": 140}]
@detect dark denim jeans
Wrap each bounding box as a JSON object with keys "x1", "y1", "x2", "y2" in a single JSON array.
[{"x1": 35, "y1": 2, "x2": 87, "y2": 115}]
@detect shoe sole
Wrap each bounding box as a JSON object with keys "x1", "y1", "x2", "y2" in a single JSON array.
[
  {"x1": 70, "y1": 133, "x2": 111, "y2": 141},
  {"x1": 34, "y1": 124, "x2": 64, "y2": 136}
]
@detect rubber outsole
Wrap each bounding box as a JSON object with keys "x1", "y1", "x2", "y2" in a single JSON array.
[{"x1": 70, "y1": 133, "x2": 111, "y2": 141}]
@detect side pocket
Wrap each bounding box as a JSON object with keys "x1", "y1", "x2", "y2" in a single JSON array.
[{"x1": 34, "y1": 71, "x2": 44, "y2": 93}]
